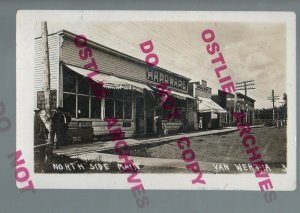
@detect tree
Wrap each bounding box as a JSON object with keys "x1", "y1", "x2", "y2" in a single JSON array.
[{"x1": 283, "y1": 93, "x2": 287, "y2": 122}]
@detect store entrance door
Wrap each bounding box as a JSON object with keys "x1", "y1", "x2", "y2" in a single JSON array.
[
  {"x1": 146, "y1": 108, "x2": 154, "y2": 134},
  {"x1": 135, "y1": 97, "x2": 145, "y2": 133},
  {"x1": 145, "y1": 93, "x2": 155, "y2": 134}
]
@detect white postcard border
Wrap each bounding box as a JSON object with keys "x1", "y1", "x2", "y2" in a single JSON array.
[{"x1": 16, "y1": 10, "x2": 296, "y2": 190}]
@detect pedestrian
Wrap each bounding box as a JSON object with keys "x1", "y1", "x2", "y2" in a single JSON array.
[
  {"x1": 51, "y1": 107, "x2": 70, "y2": 149},
  {"x1": 163, "y1": 122, "x2": 168, "y2": 135},
  {"x1": 154, "y1": 114, "x2": 163, "y2": 137},
  {"x1": 183, "y1": 119, "x2": 188, "y2": 132},
  {"x1": 34, "y1": 108, "x2": 49, "y2": 146},
  {"x1": 199, "y1": 117, "x2": 203, "y2": 130},
  {"x1": 34, "y1": 107, "x2": 49, "y2": 172}
]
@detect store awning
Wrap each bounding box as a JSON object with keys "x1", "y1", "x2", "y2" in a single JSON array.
[
  {"x1": 197, "y1": 97, "x2": 227, "y2": 113},
  {"x1": 150, "y1": 85, "x2": 194, "y2": 100},
  {"x1": 171, "y1": 90, "x2": 194, "y2": 100},
  {"x1": 65, "y1": 64, "x2": 152, "y2": 93}
]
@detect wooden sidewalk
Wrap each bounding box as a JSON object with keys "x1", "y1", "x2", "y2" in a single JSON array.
[{"x1": 53, "y1": 127, "x2": 238, "y2": 157}]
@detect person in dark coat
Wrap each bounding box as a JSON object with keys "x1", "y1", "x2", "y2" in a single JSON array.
[
  {"x1": 34, "y1": 108, "x2": 50, "y2": 172},
  {"x1": 34, "y1": 108, "x2": 49, "y2": 146},
  {"x1": 51, "y1": 107, "x2": 70, "y2": 149},
  {"x1": 154, "y1": 114, "x2": 163, "y2": 137}
]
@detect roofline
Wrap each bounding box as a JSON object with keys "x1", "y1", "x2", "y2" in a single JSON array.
[
  {"x1": 217, "y1": 89, "x2": 256, "y2": 102},
  {"x1": 237, "y1": 92, "x2": 256, "y2": 102},
  {"x1": 189, "y1": 81, "x2": 212, "y2": 90},
  {"x1": 35, "y1": 29, "x2": 191, "y2": 81}
]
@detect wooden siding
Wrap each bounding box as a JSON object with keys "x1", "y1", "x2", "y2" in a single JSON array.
[
  {"x1": 61, "y1": 36, "x2": 188, "y2": 94},
  {"x1": 62, "y1": 37, "x2": 147, "y2": 84},
  {"x1": 34, "y1": 34, "x2": 60, "y2": 108}
]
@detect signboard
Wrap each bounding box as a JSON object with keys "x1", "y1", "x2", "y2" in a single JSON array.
[
  {"x1": 37, "y1": 90, "x2": 57, "y2": 110},
  {"x1": 146, "y1": 68, "x2": 187, "y2": 91},
  {"x1": 78, "y1": 121, "x2": 92, "y2": 128},
  {"x1": 68, "y1": 121, "x2": 93, "y2": 128},
  {"x1": 211, "y1": 112, "x2": 218, "y2": 119}
]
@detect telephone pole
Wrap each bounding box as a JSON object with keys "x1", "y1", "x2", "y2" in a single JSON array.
[
  {"x1": 236, "y1": 80, "x2": 255, "y2": 123},
  {"x1": 267, "y1": 90, "x2": 280, "y2": 121},
  {"x1": 41, "y1": 21, "x2": 52, "y2": 150}
]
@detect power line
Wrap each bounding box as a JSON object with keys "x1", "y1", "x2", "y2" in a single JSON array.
[
  {"x1": 235, "y1": 79, "x2": 256, "y2": 123},
  {"x1": 267, "y1": 89, "x2": 279, "y2": 121}
]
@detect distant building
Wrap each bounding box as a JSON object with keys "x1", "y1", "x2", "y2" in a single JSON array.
[
  {"x1": 189, "y1": 80, "x2": 226, "y2": 130},
  {"x1": 212, "y1": 90, "x2": 256, "y2": 126}
]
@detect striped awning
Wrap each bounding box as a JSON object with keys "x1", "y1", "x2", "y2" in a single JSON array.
[
  {"x1": 65, "y1": 64, "x2": 151, "y2": 93},
  {"x1": 149, "y1": 85, "x2": 194, "y2": 100},
  {"x1": 197, "y1": 97, "x2": 227, "y2": 113}
]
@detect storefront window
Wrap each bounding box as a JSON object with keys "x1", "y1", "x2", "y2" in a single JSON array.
[
  {"x1": 115, "y1": 89, "x2": 123, "y2": 99},
  {"x1": 123, "y1": 90, "x2": 132, "y2": 101},
  {"x1": 63, "y1": 68, "x2": 77, "y2": 93},
  {"x1": 124, "y1": 101, "x2": 132, "y2": 119},
  {"x1": 91, "y1": 97, "x2": 101, "y2": 119},
  {"x1": 115, "y1": 100, "x2": 124, "y2": 119},
  {"x1": 78, "y1": 75, "x2": 90, "y2": 95},
  {"x1": 106, "y1": 89, "x2": 114, "y2": 99},
  {"x1": 104, "y1": 89, "x2": 133, "y2": 119},
  {"x1": 63, "y1": 68, "x2": 134, "y2": 120},
  {"x1": 159, "y1": 97, "x2": 187, "y2": 121},
  {"x1": 63, "y1": 94, "x2": 76, "y2": 118},
  {"x1": 174, "y1": 99, "x2": 186, "y2": 120},
  {"x1": 78, "y1": 96, "x2": 89, "y2": 118},
  {"x1": 105, "y1": 99, "x2": 114, "y2": 118},
  {"x1": 63, "y1": 68, "x2": 103, "y2": 119}
]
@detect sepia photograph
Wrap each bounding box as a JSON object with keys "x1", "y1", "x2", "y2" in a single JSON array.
[{"x1": 16, "y1": 11, "x2": 296, "y2": 190}]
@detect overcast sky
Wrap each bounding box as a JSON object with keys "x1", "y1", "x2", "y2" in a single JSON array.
[{"x1": 36, "y1": 21, "x2": 286, "y2": 109}]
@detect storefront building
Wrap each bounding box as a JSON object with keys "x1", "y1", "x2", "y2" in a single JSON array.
[
  {"x1": 188, "y1": 80, "x2": 226, "y2": 130},
  {"x1": 212, "y1": 90, "x2": 256, "y2": 126},
  {"x1": 34, "y1": 30, "x2": 194, "y2": 142}
]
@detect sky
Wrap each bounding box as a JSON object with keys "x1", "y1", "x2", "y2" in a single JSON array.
[{"x1": 35, "y1": 21, "x2": 286, "y2": 109}]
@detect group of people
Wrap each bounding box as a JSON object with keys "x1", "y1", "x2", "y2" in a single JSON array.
[
  {"x1": 34, "y1": 107, "x2": 71, "y2": 149},
  {"x1": 276, "y1": 119, "x2": 286, "y2": 128}
]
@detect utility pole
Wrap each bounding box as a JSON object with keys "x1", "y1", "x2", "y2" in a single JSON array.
[
  {"x1": 267, "y1": 90, "x2": 279, "y2": 121},
  {"x1": 41, "y1": 22, "x2": 52, "y2": 150},
  {"x1": 236, "y1": 80, "x2": 255, "y2": 123}
]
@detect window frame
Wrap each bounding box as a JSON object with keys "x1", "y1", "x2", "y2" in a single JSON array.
[
  {"x1": 62, "y1": 69, "x2": 103, "y2": 119},
  {"x1": 104, "y1": 89, "x2": 133, "y2": 120},
  {"x1": 62, "y1": 69, "x2": 134, "y2": 121}
]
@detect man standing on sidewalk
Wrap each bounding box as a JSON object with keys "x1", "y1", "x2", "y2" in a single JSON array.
[
  {"x1": 154, "y1": 114, "x2": 163, "y2": 137},
  {"x1": 51, "y1": 107, "x2": 70, "y2": 149},
  {"x1": 34, "y1": 108, "x2": 49, "y2": 145},
  {"x1": 34, "y1": 108, "x2": 49, "y2": 172},
  {"x1": 199, "y1": 117, "x2": 203, "y2": 130}
]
